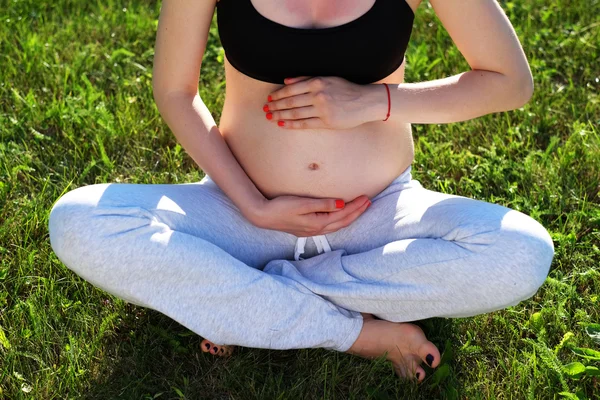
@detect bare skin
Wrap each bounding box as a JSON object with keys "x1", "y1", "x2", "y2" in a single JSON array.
[{"x1": 201, "y1": 313, "x2": 440, "y2": 382}]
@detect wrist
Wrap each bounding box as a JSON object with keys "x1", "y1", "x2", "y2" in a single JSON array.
[
  {"x1": 361, "y1": 83, "x2": 391, "y2": 123},
  {"x1": 241, "y1": 192, "x2": 269, "y2": 227}
]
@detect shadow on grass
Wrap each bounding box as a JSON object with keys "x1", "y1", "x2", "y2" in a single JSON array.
[{"x1": 79, "y1": 309, "x2": 464, "y2": 399}]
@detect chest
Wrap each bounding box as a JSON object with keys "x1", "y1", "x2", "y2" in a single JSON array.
[{"x1": 249, "y1": 0, "x2": 377, "y2": 29}]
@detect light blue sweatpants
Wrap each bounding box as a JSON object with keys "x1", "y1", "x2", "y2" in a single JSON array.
[{"x1": 48, "y1": 165, "x2": 555, "y2": 352}]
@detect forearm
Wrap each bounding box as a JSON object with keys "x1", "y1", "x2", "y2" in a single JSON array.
[
  {"x1": 363, "y1": 69, "x2": 534, "y2": 124},
  {"x1": 154, "y1": 92, "x2": 266, "y2": 218}
]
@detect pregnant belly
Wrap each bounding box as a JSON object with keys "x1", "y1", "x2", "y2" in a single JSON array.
[{"x1": 219, "y1": 106, "x2": 415, "y2": 202}]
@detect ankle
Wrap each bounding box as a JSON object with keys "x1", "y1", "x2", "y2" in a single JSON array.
[{"x1": 345, "y1": 317, "x2": 382, "y2": 357}]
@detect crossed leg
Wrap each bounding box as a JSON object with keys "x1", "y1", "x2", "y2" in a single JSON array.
[
  {"x1": 258, "y1": 176, "x2": 554, "y2": 379},
  {"x1": 48, "y1": 172, "x2": 553, "y2": 381}
]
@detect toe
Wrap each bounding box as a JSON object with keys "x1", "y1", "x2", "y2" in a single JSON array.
[
  {"x1": 393, "y1": 361, "x2": 410, "y2": 379},
  {"x1": 224, "y1": 345, "x2": 235, "y2": 357},
  {"x1": 201, "y1": 340, "x2": 235, "y2": 357},
  {"x1": 393, "y1": 355, "x2": 425, "y2": 382},
  {"x1": 415, "y1": 365, "x2": 426, "y2": 383},
  {"x1": 201, "y1": 339, "x2": 213, "y2": 353},
  {"x1": 392, "y1": 353, "x2": 419, "y2": 379},
  {"x1": 417, "y1": 343, "x2": 441, "y2": 369},
  {"x1": 404, "y1": 354, "x2": 425, "y2": 380}
]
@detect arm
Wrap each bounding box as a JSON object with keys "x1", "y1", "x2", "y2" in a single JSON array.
[
  {"x1": 363, "y1": 0, "x2": 534, "y2": 124},
  {"x1": 153, "y1": 0, "x2": 265, "y2": 220}
]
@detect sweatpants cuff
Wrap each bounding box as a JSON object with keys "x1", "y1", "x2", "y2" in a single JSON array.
[{"x1": 333, "y1": 314, "x2": 364, "y2": 352}]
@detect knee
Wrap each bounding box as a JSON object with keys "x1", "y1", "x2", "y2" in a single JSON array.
[
  {"x1": 496, "y1": 210, "x2": 555, "y2": 304},
  {"x1": 49, "y1": 186, "x2": 87, "y2": 263},
  {"x1": 48, "y1": 184, "x2": 108, "y2": 267}
]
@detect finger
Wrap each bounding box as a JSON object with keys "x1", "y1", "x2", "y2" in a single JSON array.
[
  {"x1": 319, "y1": 199, "x2": 370, "y2": 233},
  {"x1": 267, "y1": 93, "x2": 315, "y2": 111},
  {"x1": 303, "y1": 197, "x2": 369, "y2": 235},
  {"x1": 299, "y1": 198, "x2": 347, "y2": 214},
  {"x1": 270, "y1": 106, "x2": 317, "y2": 121},
  {"x1": 269, "y1": 77, "x2": 325, "y2": 102},
  {"x1": 305, "y1": 196, "x2": 369, "y2": 226},
  {"x1": 278, "y1": 118, "x2": 325, "y2": 129},
  {"x1": 269, "y1": 80, "x2": 313, "y2": 102},
  {"x1": 284, "y1": 76, "x2": 312, "y2": 84}
]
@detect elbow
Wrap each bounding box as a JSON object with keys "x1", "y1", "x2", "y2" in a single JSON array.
[
  {"x1": 152, "y1": 79, "x2": 172, "y2": 108},
  {"x1": 516, "y1": 72, "x2": 534, "y2": 106},
  {"x1": 509, "y1": 71, "x2": 534, "y2": 109},
  {"x1": 151, "y1": 70, "x2": 163, "y2": 103},
  {"x1": 152, "y1": 73, "x2": 198, "y2": 108},
  {"x1": 152, "y1": 85, "x2": 197, "y2": 112},
  {"x1": 152, "y1": 77, "x2": 166, "y2": 109},
  {"x1": 152, "y1": 87, "x2": 167, "y2": 113}
]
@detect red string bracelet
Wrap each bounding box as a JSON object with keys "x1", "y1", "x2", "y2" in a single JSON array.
[{"x1": 382, "y1": 83, "x2": 391, "y2": 122}]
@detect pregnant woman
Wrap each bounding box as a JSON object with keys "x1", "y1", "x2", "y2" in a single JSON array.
[{"x1": 48, "y1": 0, "x2": 555, "y2": 381}]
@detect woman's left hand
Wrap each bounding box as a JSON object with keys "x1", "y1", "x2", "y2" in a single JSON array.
[{"x1": 264, "y1": 76, "x2": 385, "y2": 130}]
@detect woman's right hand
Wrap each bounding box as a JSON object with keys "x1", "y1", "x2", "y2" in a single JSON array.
[{"x1": 246, "y1": 195, "x2": 372, "y2": 236}]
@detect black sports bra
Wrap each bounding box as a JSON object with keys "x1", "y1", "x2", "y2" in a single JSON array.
[{"x1": 216, "y1": 0, "x2": 415, "y2": 85}]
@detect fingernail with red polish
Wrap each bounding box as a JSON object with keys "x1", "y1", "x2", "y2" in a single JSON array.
[
  {"x1": 266, "y1": 112, "x2": 273, "y2": 120},
  {"x1": 263, "y1": 105, "x2": 269, "y2": 112},
  {"x1": 268, "y1": 95, "x2": 273, "y2": 102},
  {"x1": 335, "y1": 199, "x2": 344, "y2": 209},
  {"x1": 278, "y1": 120, "x2": 285, "y2": 127}
]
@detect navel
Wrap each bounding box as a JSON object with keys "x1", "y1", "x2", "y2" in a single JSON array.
[{"x1": 308, "y1": 162, "x2": 320, "y2": 171}]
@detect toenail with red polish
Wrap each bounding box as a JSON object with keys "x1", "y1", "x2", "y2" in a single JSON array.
[
  {"x1": 266, "y1": 112, "x2": 273, "y2": 120},
  {"x1": 213, "y1": 346, "x2": 218, "y2": 352},
  {"x1": 263, "y1": 105, "x2": 269, "y2": 112},
  {"x1": 416, "y1": 372, "x2": 420, "y2": 379},
  {"x1": 426, "y1": 354, "x2": 434, "y2": 367},
  {"x1": 205, "y1": 343, "x2": 210, "y2": 349}
]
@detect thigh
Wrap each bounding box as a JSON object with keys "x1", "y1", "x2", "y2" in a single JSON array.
[
  {"x1": 326, "y1": 177, "x2": 515, "y2": 255},
  {"x1": 57, "y1": 176, "x2": 298, "y2": 268}
]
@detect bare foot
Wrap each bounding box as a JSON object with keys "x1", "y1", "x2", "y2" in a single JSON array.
[
  {"x1": 200, "y1": 339, "x2": 235, "y2": 357},
  {"x1": 347, "y1": 315, "x2": 440, "y2": 382}
]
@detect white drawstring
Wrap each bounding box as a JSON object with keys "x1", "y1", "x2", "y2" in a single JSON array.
[
  {"x1": 313, "y1": 234, "x2": 332, "y2": 254},
  {"x1": 293, "y1": 235, "x2": 332, "y2": 261},
  {"x1": 294, "y1": 237, "x2": 308, "y2": 261}
]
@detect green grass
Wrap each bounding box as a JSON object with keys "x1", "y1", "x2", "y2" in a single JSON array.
[{"x1": 1, "y1": 0, "x2": 599, "y2": 398}]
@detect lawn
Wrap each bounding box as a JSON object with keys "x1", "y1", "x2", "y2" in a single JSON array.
[{"x1": 1, "y1": 0, "x2": 599, "y2": 398}]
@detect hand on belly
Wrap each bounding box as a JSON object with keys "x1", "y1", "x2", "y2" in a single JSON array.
[
  {"x1": 261, "y1": 76, "x2": 386, "y2": 130},
  {"x1": 246, "y1": 191, "x2": 372, "y2": 237}
]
